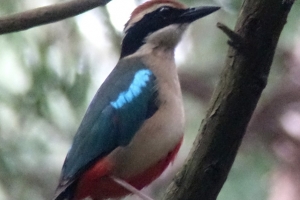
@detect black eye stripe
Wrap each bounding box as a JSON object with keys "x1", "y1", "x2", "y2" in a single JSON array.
[{"x1": 121, "y1": 6, "x2": 184, "y2": 58}]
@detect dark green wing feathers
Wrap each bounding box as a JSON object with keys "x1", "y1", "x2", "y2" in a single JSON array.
[{"x1": 56, "y1": 58, "x2": 158, "y2": 197}]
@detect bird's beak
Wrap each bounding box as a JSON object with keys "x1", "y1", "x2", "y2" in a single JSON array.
[{"x1": 179, "y1": 6, "x2": 220, "y2": 23}]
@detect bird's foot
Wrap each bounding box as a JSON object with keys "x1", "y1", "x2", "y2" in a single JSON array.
[{"x1": 110, "y1": 176, "x2": 154, "y2": 200}]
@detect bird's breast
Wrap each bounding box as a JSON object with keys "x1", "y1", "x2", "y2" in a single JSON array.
[
  {"x1": 110, "y1": 66, "x2": 184, "y2": 179},
  {"x1": 110, "y1": 101, "x2": 184, "y2": 179}
]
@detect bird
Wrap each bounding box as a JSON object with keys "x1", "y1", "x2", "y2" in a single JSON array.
[{"x1": 53, "y1": 0, "x2": 219, "y2": 200}]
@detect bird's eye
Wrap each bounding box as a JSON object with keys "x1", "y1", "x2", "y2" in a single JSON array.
[{"x1": 159, "y1": 6, "x2": 170, "y2": 12}]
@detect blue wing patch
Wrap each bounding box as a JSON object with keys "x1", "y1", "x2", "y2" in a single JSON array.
[{"x1": 110, "y1": 69, "x2": 153, "y2": 109}]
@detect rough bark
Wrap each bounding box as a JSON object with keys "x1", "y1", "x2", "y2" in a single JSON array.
[
  {"x1": 0, "y1": 0, "x2": 111, "y2": 35},
  {"x1": 163, "y1": 0, "x2": 295, "y2": 200}
]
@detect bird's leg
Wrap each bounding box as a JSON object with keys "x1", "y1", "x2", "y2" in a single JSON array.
[{"x1": 110, "y1": 176, "x2": 154, "y2": 200}]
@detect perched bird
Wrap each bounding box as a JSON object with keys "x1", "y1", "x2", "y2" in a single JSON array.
[{"x1": 53, "y1": 0, "x2": 219, "y2": 200}]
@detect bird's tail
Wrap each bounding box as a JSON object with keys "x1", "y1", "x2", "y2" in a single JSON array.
[{"x1": 52, "y1": 181, "x2": 77, "y2": 200}]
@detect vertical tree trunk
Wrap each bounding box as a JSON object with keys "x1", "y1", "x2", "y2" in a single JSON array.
[{"x1": 164, "y1": 0, "x2": 295, "y2": 199}]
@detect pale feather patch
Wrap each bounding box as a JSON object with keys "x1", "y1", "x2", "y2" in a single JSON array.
[
  {"x1": 144, "y1": 24, "x2": 188, "y2": 49},
  {"x1": 122, "y1": 24, "x2": 188, "y2": 59}
]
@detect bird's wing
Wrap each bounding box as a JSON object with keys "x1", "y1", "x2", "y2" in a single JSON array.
[{"x1": 54, "y1": 57, "x2": 158, "y2": 199}]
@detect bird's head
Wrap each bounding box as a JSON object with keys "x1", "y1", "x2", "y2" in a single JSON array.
[{"x1": 120, "y1": 0, "x2": 220, "y2": 58}]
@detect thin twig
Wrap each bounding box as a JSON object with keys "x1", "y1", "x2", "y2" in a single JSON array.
[
  {"x1": 111, "y1": 176, "x2": 154, "y2": 200},
  {"x1": 217, "y1": 22, "x2": 244, "y2": 49},
  {"x1": 0, "y1": 0, "x2": 111, "y2": 35}
]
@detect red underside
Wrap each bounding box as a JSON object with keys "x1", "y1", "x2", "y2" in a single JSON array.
[{"x1": 74, "y1": 138, "x2": 183, "y2": 200}]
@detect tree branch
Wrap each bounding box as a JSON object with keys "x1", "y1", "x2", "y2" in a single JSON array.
[
  {"x1": 0, "y1": 0, "x2": 111, "y2": 35},
  {"x1": 164, "y1": 0, "x2": 294, "y2": 200}
]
